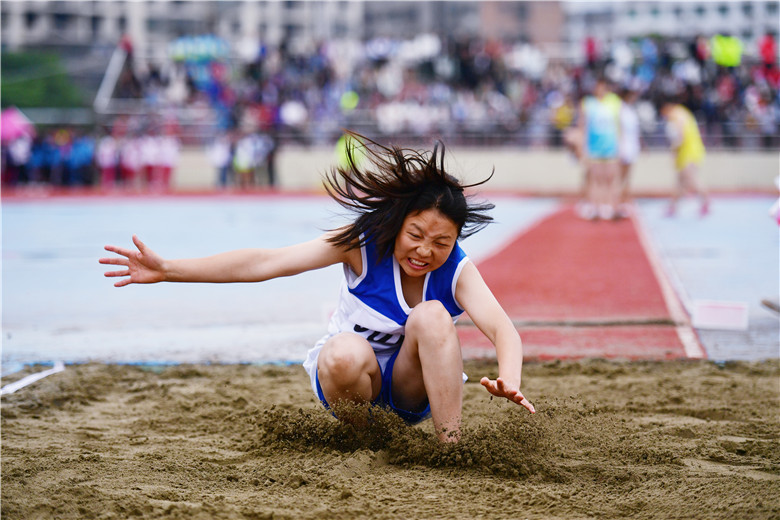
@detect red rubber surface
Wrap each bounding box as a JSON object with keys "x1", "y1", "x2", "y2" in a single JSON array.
[{"x1": 462, "y1": 206, "x2": 690, "y2": 360}]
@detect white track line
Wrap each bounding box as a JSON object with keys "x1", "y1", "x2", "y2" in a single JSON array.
[
  {"x1": 631, "y1": 206, "x2": 707, "y2": 359},
  {"x1": 1, "y1": 362, "x2": 65, "y2": 396}
]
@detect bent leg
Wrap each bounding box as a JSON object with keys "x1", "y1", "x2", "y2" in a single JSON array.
[
  {"x1": 317, "y1": 332, "x2": 382, "y2": 406},
  {"x1": 392, "y1": 301, "x2": 463, "y2": 442}
]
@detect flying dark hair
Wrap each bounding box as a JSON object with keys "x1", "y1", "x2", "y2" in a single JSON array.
[{"x1": 324, "y1": 131, "x2": 495, "y2": 260}]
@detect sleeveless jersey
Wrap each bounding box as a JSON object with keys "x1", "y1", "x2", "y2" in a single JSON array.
[{"x1": 303, "y1": 235, "x2": 470, "y2": 392}]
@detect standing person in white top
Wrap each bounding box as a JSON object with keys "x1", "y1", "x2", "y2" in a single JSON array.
[
  {"x1": 617, "y1": 83, "x2": 642, "y2": 218},
  {"x1": 157, "y1": 128, "x2": 180, "y2": 192},
  {"x1": 119, "y1": 133, "x2": 142, "y2": 190},
  {"x1": 208, "y1": 133, "x2": 233, "y2": 188},
  {"x1": 96, "y1": 131, "x2": 119, "y2": 190},
  {"x1": 577, "y1": 76, "x2": 622, "y2": 220},
  {"x1": 139, "y1": 130, "x2": 160, "y2": 191}
]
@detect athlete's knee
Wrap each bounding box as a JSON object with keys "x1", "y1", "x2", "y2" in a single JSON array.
[
  {"x1": 406, "y1": 301, "x2": 456, "y2": 342},
  {"x1": 318, "y1": 334, "x2": 373, "y2": 384}
]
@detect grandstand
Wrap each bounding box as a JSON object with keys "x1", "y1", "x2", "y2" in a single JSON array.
[{"x1": 1, "y1": 1, "x2": 778, "y2": 191}]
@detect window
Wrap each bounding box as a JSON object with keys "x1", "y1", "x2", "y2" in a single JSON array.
[
  {"x1": 53, "y1": 13, "x2": 72, "y2": 31},
  {"x1": 511, "y1": 3, "x2": 527, "y2": 19},
  {"x1": 767, "y1": 2, "x2": 778, "y2": 15},
  {"x1": 674, "y1": 6, "x2": 683, "y2": 18},
  {"x1": 742, "y1": 3, "x2": 753, "y2": 17},
  {"x1": 25, "y1": 11, "x2": 38, "y2": 29},
  {"x1": 650, "y1": 6, "x2": 660, "y2": 17},
  {"x1": 695, "y1": 5, "x2": 706, "y2": 17},
  {"x1": 147, "y1": 19, "x2": 166, "y2": 33},
  {"x1": 718, "y1": 4, "x2": 730, "y2": 17},
  {"x1": 628, "y1": 7, "x2": 637, "y2": 18}
]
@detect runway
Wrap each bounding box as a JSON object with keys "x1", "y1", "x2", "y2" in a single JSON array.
[{"x1": 2, "y1": 193, "x2": 777, "y2": 370}]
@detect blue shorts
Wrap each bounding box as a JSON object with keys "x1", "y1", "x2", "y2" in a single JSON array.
[{"x1": 315, "y1": 347, "x2": 431, "y2": 424}]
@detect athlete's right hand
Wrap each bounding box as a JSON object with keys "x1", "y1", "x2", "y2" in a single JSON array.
[{"x1": 100, "y1": 235, "x2": 167, "y2": 287}]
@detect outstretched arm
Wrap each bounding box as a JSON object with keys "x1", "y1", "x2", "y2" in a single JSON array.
[
  {"x1": 100, "y1": 233, "x2": 352, "y2": 287},
  {"x1": 455, "y1": 261, "x2": 535, "y2": 413}
]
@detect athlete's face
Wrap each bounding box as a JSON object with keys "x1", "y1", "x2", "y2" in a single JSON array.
[{"x1": 394, "y1": 209, "x2": 458, "y2": 279}]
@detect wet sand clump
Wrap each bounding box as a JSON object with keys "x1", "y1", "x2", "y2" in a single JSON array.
[{"x1": 2, "y1": 359, "x2": 779, "y2": 519}]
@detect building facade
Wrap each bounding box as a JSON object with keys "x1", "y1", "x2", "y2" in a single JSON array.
[
  {"x1": 563, "y1": 1, "x2": 779, "y2": 61},
  {"x1": 1, "y1": 1, "x2": 561, "y2": 57}
]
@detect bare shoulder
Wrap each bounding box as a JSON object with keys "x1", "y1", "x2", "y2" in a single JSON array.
[
  {"x1": 318, "y1": 230, "x2": 363, "y2": 275},
  {"x1": 457, "y1": 260, "x2": 485, "y2": 288},
  {"x1": 454, "y1": 260, "x2": 490, "y2": 304}
]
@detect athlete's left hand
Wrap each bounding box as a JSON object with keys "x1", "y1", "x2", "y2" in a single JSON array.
[{"x1": 480, "y1": 377, "x2": 535, "y2": 413}]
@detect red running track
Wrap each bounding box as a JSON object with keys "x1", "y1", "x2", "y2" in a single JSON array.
[{"x1": 460, "y1": 205, "x2": 703, "y2": 361}]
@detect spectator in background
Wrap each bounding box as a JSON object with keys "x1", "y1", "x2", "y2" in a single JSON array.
[
  {"x1": 139, "y1": 129, "x2": 160, "y2": 189},
  {"x1": 49, "y1": 128, "x2": 70, "y2": 186},
  {"x1": 585, "y1": 36, "x2": 600, "y2": 70},
  {"x1": 208, "y1": 133, "x2": 233, "y2": 189},
  {"x1": 232, "y1": 131, "x2": 258, "y2": 189},
  {"x1": 617, "y1": 83, "x2": 642, "y2": 217},
  {"x1": 2, "y1": 135, "x2": 32, "y2": 186},
  {"x1": 65, "y1": 131, "x2": 96, "y2": 186},
  {"x1": 96, "y1": 130, "x2": 119, "y2": 189},
  {"x1": 549, "y1": 91, "x2": 575, "y2": 148},
  {"x1": 660, "y1": 97, "x2": 710, "y2": 217},
  {"x1": 261, "y1": 131, "x2": 278, "y2": 187},
  {"x1": 577, "y1": 76, "x2": 622, "y2": 220},
  {"x1": 755, "y1": 90, "x2": 780, "y2": 149},
  {"x1": 157, "y1": 127, "x2": 180, "y2": 191},
  {"x1": 120, "y1": 133, "x2": 142, "y2": 190},
  {"x1": 27, "y1": 135, "x2": 48, "y2": 184},
  {"x1": 759, "y1": 34, "x2": 776, "y2": 68}
]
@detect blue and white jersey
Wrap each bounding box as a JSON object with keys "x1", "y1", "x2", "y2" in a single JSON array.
[{"x1": 303, "y1": 235, "x2": 470, "y2": 393}]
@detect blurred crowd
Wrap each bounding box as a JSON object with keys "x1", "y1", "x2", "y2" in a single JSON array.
[
  {"x1": 0, "y1": 113, "x2": 284, "y2": 191},
  {"x1": 1, "y1": 120, "x2": 182, "y2": 192},
  {"x1": 120, "y1": 32, "x2": 779, "y2": 148},
  {"x1": 2, "y1": 32, "x2": 778, "y2": 191}
]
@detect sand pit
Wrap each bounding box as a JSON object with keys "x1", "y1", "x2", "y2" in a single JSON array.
[{"x1": 2, "y1": 359, "x2": 779, "y2": 519}]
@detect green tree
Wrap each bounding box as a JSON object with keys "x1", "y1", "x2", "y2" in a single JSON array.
[{"x1": 1, "y1": 51, "x2": 87, "y2": 108}]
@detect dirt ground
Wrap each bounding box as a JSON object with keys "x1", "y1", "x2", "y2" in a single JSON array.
[{"x1": 2, "y1": 358, "x2": 779, "y2": 519}]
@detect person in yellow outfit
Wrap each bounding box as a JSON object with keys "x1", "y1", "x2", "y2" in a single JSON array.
[{"x1": 660, "y1": 99, "x2": 710, "y2": 217}]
